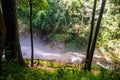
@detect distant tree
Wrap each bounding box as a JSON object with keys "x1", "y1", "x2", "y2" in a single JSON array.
[
  {"x1": 1, "y1": 0, "x2": 26, "y2": 66},
  {"x1": 29, "y1": 0, "x2": 34, "y2": 67},
  {"x1": 18, "y1": 0, "x2": 48, "y2": 67},
  {"x1": 84, "y1": 0, "x2": 97, "y2": 71},
  {"x1": 84, "y1": 0, "x2": 106, "y2": 71}
]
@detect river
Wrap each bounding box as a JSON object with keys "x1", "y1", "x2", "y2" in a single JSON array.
[{"x1": 20, "y1": 33, "x2": 85, "y2": 64}]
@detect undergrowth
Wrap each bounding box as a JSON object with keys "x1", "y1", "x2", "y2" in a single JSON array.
[{"x1": 0, "y1": 62, "x2": 120, "y2": 80}]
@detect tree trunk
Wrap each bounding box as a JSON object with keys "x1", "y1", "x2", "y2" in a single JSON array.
[
  {"x1": 0, "y1": 9, "x2": 6, "y2": 72},
  {"x1": 29, "y1": 0, "x2": 34, "y2": 67},
  {"x1": 1, "y1": 0, "x2": 26, "y2": 66},
  {"x1": 84, "y1": 0, "x2": 97, "y2": 71},
  {"x1": 85, "y1": 0, "x2": 106, "y2": 71}
]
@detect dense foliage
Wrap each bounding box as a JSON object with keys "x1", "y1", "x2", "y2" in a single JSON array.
[
  {"x1": 1, "y1": 0, "x2": 120, "y2": 80},
  {"x1": 1, "y1": 62, "x2": 120, "y2": 80},
  {"x1": 17, "y1": 0, "x2": 120, "y2": 53},
  {"x1": 97, "y1": 2, "x2": 120, "y2": 46},
  {"x1": 18, "y1": 0, "x2": 89, "y2": 51},
  {"x1": 17, "y1": 0, "x2": 48, "y2": 24}
]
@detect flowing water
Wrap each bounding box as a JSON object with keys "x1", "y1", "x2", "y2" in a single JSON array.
[
  {"x1": 19, "y1": 33, "x2": 114, "y2": 69},
  {"x1": 20, "y1": 33, "x2": 85, "y2": 63}
]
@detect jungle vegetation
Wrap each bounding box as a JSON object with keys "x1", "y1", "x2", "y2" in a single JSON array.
[{"x1": 0, "y1": 0, "x2": 120, "y2": 80}]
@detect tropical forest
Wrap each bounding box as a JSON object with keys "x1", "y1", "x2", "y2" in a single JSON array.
[{"x1": 0, "y1": 0, "x2": 120, "y2": 80}]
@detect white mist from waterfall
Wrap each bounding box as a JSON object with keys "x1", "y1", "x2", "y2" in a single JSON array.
[{"x1": 20, "y1": 34, "x2": 85, "y2": 63}]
